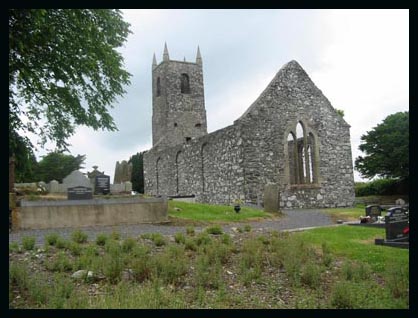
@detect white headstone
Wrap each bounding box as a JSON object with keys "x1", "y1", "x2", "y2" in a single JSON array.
[
  {"x1": 395, "y1": 198, "x2": 406, "y2": 206},
  {"x1": 49, "y1": 180, "x2": 59, "y2": 193},
  {"x1": 125, "y1": 181, "x2": 132, "y2": 192}
]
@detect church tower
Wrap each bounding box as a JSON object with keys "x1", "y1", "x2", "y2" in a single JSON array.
[{"x1": 152, "y1": 43, "x2": 208, "y2": 148}]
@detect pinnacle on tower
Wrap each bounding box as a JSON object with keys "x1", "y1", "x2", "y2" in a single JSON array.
[
  {"x1": 152, "y1": 53, "x2": 157, "y2": 69},
  {"x1": 163, "y1": 42, "x2": 169, "y2": 61},
  {"x1": 196, "y1": 45, "x2": 202, "y2": 65}
]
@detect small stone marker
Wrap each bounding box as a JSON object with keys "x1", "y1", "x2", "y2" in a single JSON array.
[
  {"x1": 385, "y1": 207, "x2": 409, "y2": 241},
  {"x1": 264, "y1": 183, "x2": 280, "y2": 213},
  {"x1": 365, "y1": 205, "x2": 382, "y2": 222},
  {"x1": 94, "y1": 175, "x2": 110, "y2": 195},
  {"x1": 395, "y1": 198, "x2": 406, "y2": 206},
  {"x1": 67, "y1": 186, "x2": 93, "y2": 200}
]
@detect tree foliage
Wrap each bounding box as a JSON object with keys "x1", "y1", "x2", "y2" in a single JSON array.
[
  {"x1": 355, "y1": 111, "x2": 409, "y2": 180},
  {"x1": 335, "y1": 108, "x2": 345, "y2": 117},
  {"x1": 9, "y1": 9, "x2": 131, "y2": 151},
  {"x1": 9, "y1": 131, "x2": 38, "y2": 183},
  {"x1": 129, "y1": 151, "x2": 145, "y2": 193},
  {"x1": 35, "y1": 151, "x2": 86, "y2": 183}
]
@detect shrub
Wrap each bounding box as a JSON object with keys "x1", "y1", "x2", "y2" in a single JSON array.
[
  {"x1": 301, "y1": 263, "x2": 321, "y2": 289},
  {"x1": 131, "y1": 257, "x2": 152, "y2": 283},
  {"x1": 9, "y1": 242, "x2": 20, "y2": 253},
  {"x1": 103, "y1": 241, "x2": 123, "y2": 283},
  {"x1": 9, "y1": 262, "x2": 29, "y2": 289},
  {"x1": 174, "y1": 232, "x2": 186, "y2": 244},
  {"x1": 195, "y1": 232, "x2": 211, "y2": 246},
  {"x1": 203, "y1": 241, "x2": 231, "y2": 265},
  {"x1": 321, "y1": 242, "x2": 333, "y2": 268},
  {"x1": 194, "y1": 254, "x2": 223, "y2": 289},
  {"x1": 110, "y1": 231, "x2": 121, "y2": 240},
  {"x1": 47, "y1": 252, "x2": 73, "y2": 272},
  {"x1": 239, "y1": 239, "x2": 265, "y2": 285},
  {"x1": 122, "y1": 237, "x2": 136, "y2": 253},
  {"x1": 221, "y1": 233, "x2": 232, "y2": 245},
  {"x1": 243, "y1": 224, "x2": 252, "y2": 232},
  {"x1": 331, "y1": 281, "x2": 355, "y2": 308},
  {"x1": 55, "y1": 237, "x2": 68, "y2": 249},
  {"x1": 22, "y1": 236, "x2": 36, "y2": 251},
  {"x1": 96, "y1": 234, "x2": 108, "y2": 246},
  {"x1": 184, "y1": 238, "x2": 197, "y2": 251},
  {"x1": 67, "y1": 241, "x2": 82, "y2": 256},
  {"x1": 45, "y1": 233, "x2": 60, "y2": 246},
  {"x1": 355, "y1": 178, "x2": 399, "y2": 197},
  {"x1": 151, "y1": 233, "x2": 166, "y2": 247},
  {"x1": 206, "y1": 225, "x2": 223, "y2": 235},
  {"x1": 186, "y1": 226, "x2": 195, "y2": 236},
  {"x1": 71, "y1": 230, "x2": 88, "y2": 244},
  {"x1": 152, "y1": 245, "x2": 188, "y2": 285}
]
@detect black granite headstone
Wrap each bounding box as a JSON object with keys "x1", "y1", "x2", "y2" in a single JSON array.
[
  {"x1": 365, "y1": 205, "x2": 382, "y2": 222},
  {"x1": 385, "y1": 207, "x2": 409, "y2": 241},
  {"x1": 68, "y1": 186, "x2": 93, "y2": 200},
  {"x1": 95, "y1": 175, "x2": 110, "y2": 195}
]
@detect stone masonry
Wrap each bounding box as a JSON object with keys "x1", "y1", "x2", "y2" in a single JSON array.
[{"x1": 143, "y1": 45, "x2": 355, "y2": 208}]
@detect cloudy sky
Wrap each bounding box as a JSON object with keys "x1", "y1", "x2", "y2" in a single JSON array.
[{"x1": 32, "y1": 9, "x2": 409, "y2": 183}]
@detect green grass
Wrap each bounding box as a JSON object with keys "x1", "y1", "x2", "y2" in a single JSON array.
[
  {"x1": 320, "y1": 206, "x2": 365, "y2": 222},
  {"x1": 168, "y1": 200, "x2": 271, "y2": 222},
  {"x1": 293, "y1": 226, "x2": 408, "y2": 272},
  {"x1": 10, "y1": 226, "x2": 408, "y2": 309}
]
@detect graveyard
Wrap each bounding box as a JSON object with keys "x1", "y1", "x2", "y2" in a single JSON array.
[{"x1": 9, "y1": 9, "x2": 408, "y2": 310}]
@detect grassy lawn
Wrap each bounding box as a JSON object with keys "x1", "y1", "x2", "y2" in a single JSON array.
[
  {"x1": 168, "y1": 200, "x2": 273, "y2": 222},
  {"x1": 9, "y1": 225, "x2": 408, "y2": 309},
  {"x1": 320, "y1": 206, "x2": 365, "y2": 222}
]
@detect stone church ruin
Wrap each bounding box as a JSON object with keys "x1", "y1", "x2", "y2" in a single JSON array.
[{"x1": 144, "y1": 44, "x2": 355, "y2": 208}]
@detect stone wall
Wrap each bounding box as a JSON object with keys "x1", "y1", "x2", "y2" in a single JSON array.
[
  {"x1": 144, "y1": 59, "x2": 355, "y2": 208},
  {"x1": 16, "y1": 197, "x2": 168, "y2": 230},
  {"x1": 144, "y1": 125, "x2": 245, "y2": 205}
]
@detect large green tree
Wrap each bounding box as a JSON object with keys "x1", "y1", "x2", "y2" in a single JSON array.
[
  {"x1": 355, "y1": 111, "x2": 409, "y2": 180},
  {"x1": 9, "y1": 131, "x2": 38, "y2": 183},
  {"x1": 129, "y1": 151, "x2": 145, "y2": 193},
  {"x1": 9, "y1": 9, "x2": 131, "y2": 152},
  {"x1": 34, "y1": 151, "x2": 86, "y2": 183}
]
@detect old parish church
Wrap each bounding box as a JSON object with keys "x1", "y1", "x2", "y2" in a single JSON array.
[{"x1": 143, "y1": 44, "x2": 355, "y2": 208}]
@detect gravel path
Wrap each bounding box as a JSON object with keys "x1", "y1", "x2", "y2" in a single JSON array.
[{"x1": 9, "y1": 209, "x2": 334, "y2": 246}]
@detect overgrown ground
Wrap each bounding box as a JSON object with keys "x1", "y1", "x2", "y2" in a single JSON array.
[{"x1": 9, "y1": 226, "x2": 408, "y2": 309}]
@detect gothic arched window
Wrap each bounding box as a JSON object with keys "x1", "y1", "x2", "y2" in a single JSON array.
[
  {"x1": 180, "y1": 73, "x2": 190, "y2": 94},
  {"x1": 287, "y1": 121, "x2": 318, "y2": 185}
]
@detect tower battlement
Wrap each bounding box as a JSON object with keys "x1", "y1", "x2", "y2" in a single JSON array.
[{"x1": 152, "y1": 43, "x2": 207, "y2": 148}]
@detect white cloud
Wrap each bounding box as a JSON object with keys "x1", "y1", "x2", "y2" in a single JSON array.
[{"x1": 309, "y1": 9, "x2": 409, "y2": 181}]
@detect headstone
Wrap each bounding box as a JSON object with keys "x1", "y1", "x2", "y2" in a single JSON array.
[
  {"x1": 395, "y1": 198, "x2": 406, "y2": 206},
  {"x1": 365, "y1": 205, "x2": 382, "y2": 222},
  {"x1": 125, "y1": 181, "x2": 132, "y2": 193},
  {"x1": 67, "y1": 186, "x2": 93, "y2": 200},
  {"x1": 385, "y1": 207, "x2": 409, "y2": 241},
  {"x1": 263, "y1": 183, "x2": 280, "y2": 213},
  {"x1": 49, "y1": 180, "x2": 59, "y2": 193},
  {"x1": 95, "y1": 175, "x2": 110, "y2": 195},
  {"x1": 63, "y1": 170, "x2": 91, "y2": 188},
  {"x1": 88, "y1": 166, "x2": 105, "y2": 179}
]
